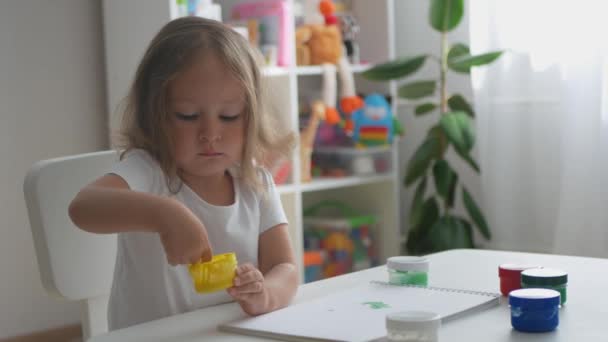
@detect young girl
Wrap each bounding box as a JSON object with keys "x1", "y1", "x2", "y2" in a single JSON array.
[{"x1": 68, "y1": 16, "x2": 298, "y2": 330}]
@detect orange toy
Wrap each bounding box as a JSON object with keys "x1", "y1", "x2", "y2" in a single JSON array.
[
  {"x1": 317, "y1": 0, "x2": 363, "y2": 131},
  {"x1": 295, "y1": 0, "x2": 364, "y2": 143},
  {"x1": 308, "y1": 24, "x2": 342, "y2": 65},
  {"x1": 319, "y1": 0, "x2": 338, "y2": 25},
  {"x1": 319, "y1": 0, "x2": 335, "y2": 17}
]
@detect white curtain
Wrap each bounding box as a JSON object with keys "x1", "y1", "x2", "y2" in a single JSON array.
[{"x1": 469, "y1": 0, "x2": 608, "y2": 257}]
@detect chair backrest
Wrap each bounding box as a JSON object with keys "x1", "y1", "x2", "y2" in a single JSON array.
[{"x1": 23, "y1": 150, "x2": 119, "y2": 338}]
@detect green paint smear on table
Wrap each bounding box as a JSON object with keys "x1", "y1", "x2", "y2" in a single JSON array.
[{"x1": 362, "y1": 301, "x2": 390, "y2": 309}]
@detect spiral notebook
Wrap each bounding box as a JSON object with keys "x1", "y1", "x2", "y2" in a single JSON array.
[{"x1": 219, "y1": 281, "x2": 500, "y2": 342}]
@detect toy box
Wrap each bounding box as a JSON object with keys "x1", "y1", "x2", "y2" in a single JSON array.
[
  {"x1": 311, "y1": 146, "x2": 392, "y2": 177},
  {"x1": 303, "y1": 200, "x2": 378, "y2": 279}
]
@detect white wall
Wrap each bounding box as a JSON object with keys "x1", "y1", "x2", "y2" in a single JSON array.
[
  {"x1": 0, "y1": 0, "x2": 107, "y2": 338},
  {"x1": 395, "y1": 1, "x2": 484, "y2": 242}
]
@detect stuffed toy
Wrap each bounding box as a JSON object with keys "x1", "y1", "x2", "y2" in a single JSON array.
[
  {"x1": 295, "y1": 0, "x2": 365, "y2": 145},
  {"x1": 295, "y1": 25, "x2": 312, "y2": 66},
  {"x1": 339, "y1": 13, "x2": 360, "y2": 64},
  {"x1": 350, "y1": 93, "x2": 404, "y2": 147},
  {"x1": 300, "y1": 101, "x2": 327, "y2": 182},
  {"x1": 295, "y1": 22, "x2": 341, "y2": 66},
  {"x1": 314, "y1": 0, "x2": 364, "y2": 131},
  {"x1": 308, "y1": 23, "x2": 342, "y2": 65}
]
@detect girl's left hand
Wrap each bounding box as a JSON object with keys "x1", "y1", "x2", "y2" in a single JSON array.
[{"x1": 227, "y1": 263, "x2": 270, "y2": 315}]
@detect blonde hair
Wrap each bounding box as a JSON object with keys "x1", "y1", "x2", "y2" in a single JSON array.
[{"x1": 114, "y1": 16, "x2": 294, "y2": 193}]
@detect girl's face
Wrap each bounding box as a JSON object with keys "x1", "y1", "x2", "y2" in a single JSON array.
[{"x1": 168, "y1": 54, "x2": 247, "y2": 181}]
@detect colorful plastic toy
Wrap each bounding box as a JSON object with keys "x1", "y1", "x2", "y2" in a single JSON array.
[
  {"x1": 303, "y1": 200, "x2": 378, "y2": 279},
  {"x1": 303, "y1": 250, "x2": 324, "y2": 283},
  {"x1": 351, "y1": 93, "x2": 403, "y2": 147}
]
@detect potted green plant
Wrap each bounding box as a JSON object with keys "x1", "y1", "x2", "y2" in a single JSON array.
[{"x1": 362, "y1": 0, "x2": 503, "y2": 254}]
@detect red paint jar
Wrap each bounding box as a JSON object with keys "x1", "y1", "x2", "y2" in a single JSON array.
[{"x1": 498, "y1": 264, "x2": 540, "y2": 296}]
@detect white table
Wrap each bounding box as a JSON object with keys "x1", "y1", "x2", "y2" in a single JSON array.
[{"x1": 89, "y1": 249, "x2": 608, "y2": 341}]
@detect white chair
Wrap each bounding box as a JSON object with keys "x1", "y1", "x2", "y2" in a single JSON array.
[{"x1": 23, "y1": 150, "x2": 119, "y2": 340}]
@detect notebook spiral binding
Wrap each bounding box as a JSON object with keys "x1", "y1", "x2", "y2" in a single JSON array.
[{"x1": 370, "y1": 280, "x2": 501, "y2": 298}]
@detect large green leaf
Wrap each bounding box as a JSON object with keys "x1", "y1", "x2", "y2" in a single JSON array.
[
  {"x1": 406, "y1": 197, "x2": 440, "y2": 254},
  {"x1": 415, "y1": 103, "x2": 437, "y2": 116},
  {"x1": 440, "y1": 111, "x2": 475, "y2": 152},
  {"x1": 455, "y1": 149, "x2": 480, "y2": 172},
  {"x1": 462, "y1": 187, "x2": 491, "y2": 240},
  {"x1": 433, "y1": 159, "x2": 458, "y2": 207},
  {"x1": 405, "y1": 225, "x2": 424, "y2": 255},
  {"x1": 447, "y1": 43, "x2": 470, "y2": 73},
  {"x1": 428, "y1": 125, "x2": 449, "y2": 156},
  {"x1": 418, "y1": 198, "x2": 440, "y2": 236},
  {"x1": 429, "y1": 0, "x2": 464, "y2": 32},
  {"x1": 362, "y1": 55, "x2": 427, "y2": 81},
  {"x1": 447, "y1": 43, "x2": 469, "y2": 60},
  {"x1": 436, "y1": 114, "x2": 478, "y2": 171},
  {"x1": 449, "y1": 51, "x2": 503, "y2": 74},
  {"x1": 398, "y1": 81, "x2": 436, "y2": 99},
  {"x1": 427, "y1": 216, "x2": 474, "y2": 252},
  {"x1": 409, "y1": 177, "x2": 427, "y2": 227},
  {"x1": 404, "y1": 133, "x2": 442, "y2": 186},
  {"x1": 448, "y1": 94, "x2": 474, "y2": 117}
]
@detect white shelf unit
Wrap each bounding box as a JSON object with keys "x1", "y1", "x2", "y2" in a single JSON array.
[
  {"x1": 102, "y1": 0, "x2": 400, "y2": 280},
  {"x1": 295, "y1": 63, "x2": 371, "y2": 75}
]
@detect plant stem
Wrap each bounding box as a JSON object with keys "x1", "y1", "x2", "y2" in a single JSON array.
[
  {"x1": 440, "y1": 31, "x2": 448, "y2": 113},
  {"x1": 440, "y1": 32, "x2": 449, "y2": 217}
]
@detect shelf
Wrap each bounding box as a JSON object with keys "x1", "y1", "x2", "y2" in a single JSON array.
[
  {"x1": 295, "y1": 63, "x2": 372, "y2": 76},
  {"x1": 301, "y1": 173, "x2": 394, "y2": 193},
  {"x1": 261, "y1": 64, "x2": 373, "y2": 77},
  {"x1": 277, "y1": 173, "x2": 395, "y2": 194},
  {"x1": 277, "y1": 183, "x2": 298, "y2": 195},
  {"x1": 261, "y1": 66, "x2": 289, "y2": 77}
]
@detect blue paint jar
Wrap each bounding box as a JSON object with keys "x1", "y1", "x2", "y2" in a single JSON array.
[{"x1": 509, "y1": 288, "x2": 560, "y2": 332}]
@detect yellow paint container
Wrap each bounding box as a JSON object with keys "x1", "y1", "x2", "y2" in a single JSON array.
[{"x1": 188, "y1": 253, "x2": 237, "y2": 293}]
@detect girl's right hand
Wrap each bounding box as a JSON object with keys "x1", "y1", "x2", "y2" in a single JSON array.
[{"x1": 156, "y1": 199, "x2": 213, "y2": 266}]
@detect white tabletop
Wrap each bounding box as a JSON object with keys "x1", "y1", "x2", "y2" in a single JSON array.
[{"x1": 89, "y1": 249, "x2": 608, "y2": 341}]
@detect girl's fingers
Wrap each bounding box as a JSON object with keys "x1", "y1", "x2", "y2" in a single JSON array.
[
  {"x1": 234, "y1": 269, "x2": 263, "y2": 286},
  {"x1": 232, "y1": 281, "x2": 263, "y2": 294},
  {"x1": 200, "y1": 247, "x2": 213, "y2": 263},
  {"x1": 189, "y1": 255, "x2": 201, "y2": 264},
  {"x1": 227, "y1": 287, "x2": 239, "y2": 298},
  {"x1": 236, "y1": 263, "x2": 256, "y2": 275}
]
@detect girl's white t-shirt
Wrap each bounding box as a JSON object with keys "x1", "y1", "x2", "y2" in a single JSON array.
[{"x1": 106, "y1": 149, "x2": 287, "y2": 330}]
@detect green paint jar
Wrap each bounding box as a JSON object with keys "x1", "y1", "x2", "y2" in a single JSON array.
[
  {"x1": 521, "y1": 268, "x2": 568, "y2": 305},
  {"x1": 387, "y1": 256, "x2": 429, "y2": 286}
]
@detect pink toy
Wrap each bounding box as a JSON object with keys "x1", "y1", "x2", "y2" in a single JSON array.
[
  {"x1": 271, "y1": 159, "x2": 291, "y2": 185},
  {"x1": 232, "y1": 0, "x2": 292, "y2": 67}
]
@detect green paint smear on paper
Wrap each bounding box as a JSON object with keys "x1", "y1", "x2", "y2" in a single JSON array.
[{"x1": 362, "y1": 301, "x2": 390, "y2": 309}]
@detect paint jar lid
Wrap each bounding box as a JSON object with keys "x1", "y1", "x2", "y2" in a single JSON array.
[
  {"x1": 387, "y1": 256, "x2": 429, "y2": 272},
  {"x1": 521, "y1": 268, "x2": 568, "y2": 286},
  {"x1": 498, "y1": 263, "x2": 541, "y2": 277},
  {"x1": 509, "y1": 288, "x2": 561, "y2": 309},
  {"x1": 386, "y1": 311, "x2": 441, "y2": 332}
]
